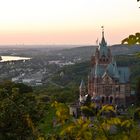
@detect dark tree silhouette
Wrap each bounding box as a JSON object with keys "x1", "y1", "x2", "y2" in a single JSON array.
[{"x1": 122, "y1": 33, "x2": 140, "y2": 45}]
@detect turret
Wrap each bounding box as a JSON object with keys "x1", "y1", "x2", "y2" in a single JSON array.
[
  {"x1": 79, "y1": 80, "x2": 87, "y2": 103},
  {"x1": 79, "y1": 80, "x2": 86, "y2": 96},
  {"x1": 97, "y1": 27, "x2": 112, "y2": 64},
  {"x1": 100, "y1": 27, "x2": 107, "y2": 47}
]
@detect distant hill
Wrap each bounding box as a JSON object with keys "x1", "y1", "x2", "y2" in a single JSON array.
[
  {"x1": 1, "y1": 44, "x2": 139, "y2": 62},
  {"x1": 50, "y1": 45, "x2": 96, "y2": 61},
  {"x1": 49, "y1": 44, "x2": 140, "y2": 61},
  {"x1": 111, "y1": 44, "x2": 140, "y2": 55}
]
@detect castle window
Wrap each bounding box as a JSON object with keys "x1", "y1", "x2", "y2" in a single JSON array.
[
  {"x1": 110, "y1": 96, "x2": 113, "y2": 104},
  {"x1": 102, "y1": 96, "x2": 105, "y2": 103},
  {"x1": 116, "y1": 87, "x2": 119, "y2": 91},
  {"x1": 106, "y1": 96, "x2": 109, "y2": 103}
]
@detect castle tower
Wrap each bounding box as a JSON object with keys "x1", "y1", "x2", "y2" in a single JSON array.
[
  {"x1": 95, "y1": 27, "x2": 112, "y2": 65},
  {"x1": 79, "y1": 80, "x2": 86, "y2": 103},
  {"x1": 85, "y1": 28, "x2": 131, "y2": 107},
  {"x1": 79, "y1": 80, "x2": 86, "y2": 96}
]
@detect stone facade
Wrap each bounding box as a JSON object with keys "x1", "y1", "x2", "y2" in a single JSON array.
[{"x1": 79, "y1": 30, "x2": 131, "y2": 107}]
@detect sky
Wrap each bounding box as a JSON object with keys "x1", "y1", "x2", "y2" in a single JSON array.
[{"x1": 0, "y1": 0, "x2": 139, "y2": 45}]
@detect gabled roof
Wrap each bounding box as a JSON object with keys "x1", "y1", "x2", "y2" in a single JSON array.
[
  {"x1": 113, "y1": 61, "x2": 119, "y2": 79},
  {"x1": 95, "y1": 64, "x2": 105, "y2": 77},
  {"x1": 106, "y1": 60, "x2": 119, "y2": 78},
  {"x1": 93, "y1": 59, "x2": 130, "y2": 83}
]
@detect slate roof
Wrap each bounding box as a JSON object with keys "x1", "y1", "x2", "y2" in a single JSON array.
[
  {"x1": 98, "y1": 34, "x2": 109, "y2": 57},
  {"x1": 95, "y1": 64, "x2": 105, "y2": 77},
  {"x1": 89, "y1": 31, "x2": 130, "y2": 84},
  {"x1": 93, "y1": 60, "x2": 130, "y2": 83}
]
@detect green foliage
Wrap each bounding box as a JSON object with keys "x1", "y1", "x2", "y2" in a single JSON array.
[
  {"x1": 47, "y1": 103, "x2": 140, "y2": 140},
  {"x1": 13, "y1": 83, "x2": 33, "y2": 94},
  {"x1": 81, "y1": 102, "x2": 96, "y2": 117},
  {"x1": 52, "y1": 101, "x2": 70, "y2": 124},
  {"x1": 98, "y1": 105, "x2": 115, "y2": 116},
  {"x1": 136, "y1": 77, "x2": 140, "y2": 105},
  {"x1": 60, "y1": 117, "x2": 93, "y2": 140},
  {"x1": 0, "y1": 81, "x2": 43, "y2": 139},
  {"x1": 38, "y1": 104, "x2": 59, "y2": 137},
  {"x1": 134, "y1": 108, "x2": 140, "y2": 121},
  {"x1": 122, "y1": 33, "x2": 140, "y2": 45},
  {"x1": 84, "y1": 94, "x2": 91, "y2": 106},
  {"x1": 121, "y1": 32, "x2": 140, "y2": 57},
  {"x1": 34, "y1": 84, "x2": 79, "y2": 103},
  {"x1": 81, "y1": 104, "x2": 96, "y2": 117},
  {"x1": 51, "y1": 61, "x2": 90, "y2": 86}
]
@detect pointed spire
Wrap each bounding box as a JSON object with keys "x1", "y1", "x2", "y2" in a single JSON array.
[
  {"x1": 101, "y1": 26, "x2": 104, "y2": 38},
  {"x1": 100, "y1": 26, "x2": 107, "y2": 46},
  {"x1": 79, "y1": 80, "x2": 85, "y2": 89},
  {"x1": 112, "y1": 60, "x2": 119, "y2": 78}
]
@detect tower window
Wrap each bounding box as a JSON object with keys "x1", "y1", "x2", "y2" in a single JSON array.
[
  {"x1": 106, "y1": 96, "x2": 109, "y2": 103},
  {"x1": 116, "y1": 87, "x2": 118, "y2": 91},
  {"x1": 110, "y1": 96, "x2": 113, "y2": 104},
  {"x1": 102, "y1": 96, "x2": 105, "y2": 103}
]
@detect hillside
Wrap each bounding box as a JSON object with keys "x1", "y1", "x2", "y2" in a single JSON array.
[
  {"x1": 48, "y1": 44, "x2": 140, "y2": 62},
  {"x1": 51, "y1": 54, "x2": 140, "y2": 89}
]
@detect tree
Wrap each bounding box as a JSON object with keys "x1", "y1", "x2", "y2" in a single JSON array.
[
  {"x1": 81, "y1": 104, "x2": 96, "y2": 117},
  {"x1": 49, "y1": 103, "x2": 140, "y2": 140},
  {"x1": 13, "y1": 83, "x2": 33, "y2": 94},
  {"x1": 122, "y1": 33, "x2": 140, "y2": 45},
  {"x1": 0, "y1": 81, "x2": 42, "y2": 139},
  {"x1": 122, "y1": 1, "x2": 140, "y2": 44},
  {"x1": 136, "y1": 77, "x2": 140, "y2": 106}
]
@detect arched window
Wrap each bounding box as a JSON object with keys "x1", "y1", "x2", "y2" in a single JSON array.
[
  {"x1": 106, "y1": 96, "x2": 109, "y2": 103},
  {"x1": 102, "y1": 96, "x2": 105, "y2": 103},
  {"x1": 110, "y1": 96, "x2": 113, "y2": 104}
]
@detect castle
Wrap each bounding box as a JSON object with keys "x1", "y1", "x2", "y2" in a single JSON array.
[{"x1": 79, "y1": 29, "x2": 131, "y2": 107}]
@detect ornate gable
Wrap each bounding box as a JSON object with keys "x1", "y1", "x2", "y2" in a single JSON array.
[{"x1": 102, "y1": 72, "x2": 113, "y2": 84}]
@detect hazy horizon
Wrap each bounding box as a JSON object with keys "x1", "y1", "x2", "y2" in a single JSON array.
[{"x1": 0, "y1": 0, "x2": 139, "y2": 46}]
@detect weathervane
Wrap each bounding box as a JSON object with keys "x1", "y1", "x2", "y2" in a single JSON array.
[{"x1": 101, "y1": 26, "x2": 104, "y2": 37}]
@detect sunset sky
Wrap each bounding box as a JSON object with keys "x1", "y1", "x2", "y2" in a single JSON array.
[{"x1": 0, "y1": 0, "x2": 139, "y2": 45}]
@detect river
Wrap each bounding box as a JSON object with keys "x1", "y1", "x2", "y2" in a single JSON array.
[{"x1": 0, "y1": 56, "x2": 31, "y2": 62}]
